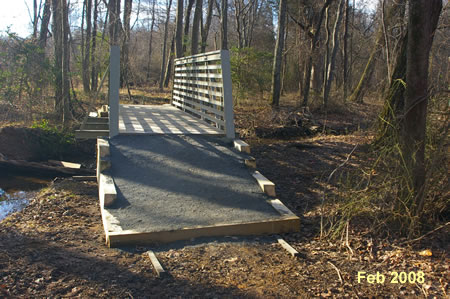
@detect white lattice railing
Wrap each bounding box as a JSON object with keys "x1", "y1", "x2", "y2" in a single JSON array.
[{"x1": 173, "y1": 50, "x2": 235, "y2": 139}]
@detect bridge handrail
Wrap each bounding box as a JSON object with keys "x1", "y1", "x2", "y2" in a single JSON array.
[{"x1": 173, "y1": 50, "x2": 235, "y2": 139}]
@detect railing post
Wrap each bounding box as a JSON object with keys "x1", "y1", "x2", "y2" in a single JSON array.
[
  {"x1": 109, "y1": 46, "x2": 120, "y2": 138},
  {"x1": 220, "y1": 50, "x2": 236, "y2": 139}
]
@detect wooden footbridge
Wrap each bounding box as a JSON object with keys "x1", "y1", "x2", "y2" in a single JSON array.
[{"x1": 77, "y1": 47, "x2": 299, "y2": 247}]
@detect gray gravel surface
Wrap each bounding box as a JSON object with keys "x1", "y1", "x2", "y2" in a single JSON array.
[{"x1": 107, "y1": 135, "x2": 279, "y2": 232}]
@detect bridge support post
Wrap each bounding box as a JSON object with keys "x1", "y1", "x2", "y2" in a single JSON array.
[
  {"x1": 220, "y1": 50, "x2": 236, "y2": 140},
  {"x1": 109, "y1": 46, "x2": 120, "y2": 138}
]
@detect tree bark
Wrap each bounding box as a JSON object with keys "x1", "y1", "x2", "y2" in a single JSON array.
[
  {"x1": 39, "y1": 0, "x2": 52, "y2": 48},
  {"x1": 342, "y1": 0, "x2": 349, "y2": 100},
  {"x1": 91, "y1": 0, "x2": 99, "y2": 92},
  {"x1": 402, "y1": 0, "x2": 442, "y2": 219},
  {"x1": 191, "y1": 0, "x2": 202, "y2": 55},
  {"x1": 52, "y1": 0, "x2": 63, "y2": 118},
  {"x1": 221, "y1": 0, "x2": 228, "y2": 50},
  {"x1": 201, "y1": 0, "x2": 214, "y2": 53},
  {"x1": 175, "y1": 0, "x2": 183, "y2": 58},
  {"x1": 323, "y1": 0, "x2": 345, "y2": 109},
  {"x1": 159, "y1": 0, "x2": 173, "y2": 90},
  {"x1": 183, "y1": 0, "x2": 195, "y2": 54},
  {"x1": 121, "y1": 0, "x2": 132, "y2": 88},
  {"x1": 349, "y1": 0, "x2": 405, "y2": 103},
  {"x1": 146, "y1": 0, "x2": 156, "y2": 81},
  {"x1": 270, "y1": 0, "x2": 287, "y2": 107},
  {"x1": 82, "y1": 0, "x2": 92, "y2": 93},
  {"x1": 164, "y1": 35, "x2": 175, "y2": 87},
  {"x1": 61, "y1": 0, "x2": 70, "y2": 126}
]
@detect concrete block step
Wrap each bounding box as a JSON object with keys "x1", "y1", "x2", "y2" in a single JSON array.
[{"x1": 75, "y1": 129, "x2": 109, "y2": 139}]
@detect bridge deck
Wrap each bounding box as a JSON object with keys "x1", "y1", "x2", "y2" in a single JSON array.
[
  {"x1": 100, "y1": 104, "x2": 299, "y2": 247},
  {"x1": 119, "y1": 104, "x2": 223, "y2": 135}
]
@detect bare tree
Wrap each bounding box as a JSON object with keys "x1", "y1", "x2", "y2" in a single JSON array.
[
  {"x1": 191, "y1": 0, "x2": 202, "y2": 55},
  {"x1": 221, "y1": 0, "x2": 228, "y2": 49},
  {"x1": 159, "y1": 0, "x2": 173, "y2": 90},
  {"x1": 121, "y1": 0, "x2": 132, "y2": 87},
  {"x1": 183, "y1": 0, "x2": 196, "y2": 53},
  {"x1": 91, "y1": 0, "x2": 99, "y2": 92},
  {"x1": 146, "y1": 0, "x2": 156, "y2": 80},
  {"x1": 323, "y1": 0, "x2": 345, "y2": 108},
  {"x1": 289, "y1": 0, "x2": 333, "y2": 107},
  {"x1": 82, "y1": 0, "x2": 92, "y2": 92},
  {"x1": 175, "y1": 0, "x2": 184, "y2": 58},
  {"x1": 270, "y1": 0, "x2": 287, "y2": 107},
  {"x1": 201, "y1": 0, "x2": 215, "y2": 52},
  {"x1": 349, "y1": 0, "x2": 405, "y2": 103},
  {"x1": 38, "y1": 0, "x2": 52, "y2": 48},
  {"x1": 342, "y1": 0, "x2": 350, "y2": 99},
  {"x1": 402, "y1": 0, "x2": 442, "y2": 219}
]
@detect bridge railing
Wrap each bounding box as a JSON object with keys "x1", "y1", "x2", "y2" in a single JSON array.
[{"x1": 173, "y1": 50, "x2": 235, "y2": 139}]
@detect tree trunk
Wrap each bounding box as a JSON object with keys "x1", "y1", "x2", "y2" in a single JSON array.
[
  {"x1": 164, "y1": 35, "x2": 175, "y2": 87},
  {"x1": 61, "y1": 0, "x2": 70, "y2": 126},
  {"x1": 39, "y1": 0, "x2": 52, "y2": 48},
  {"x1": 349, "y1": 0, "x2": 405, "y2": 103},
  {"x1": 121, "y1": 0, "x2": 132, "y2": 88},
  {"x1": 402, "y1": 0, "x2": 442, "y2": 219},
  {"x1": 52, "y1": 0, "x2": 63, "y2": 118},
  {"x1": 376, "y1": 30, "x2": 407, "y2": 144},
  {"x1": 221, "y1": 0, "x2": 228, "y2": 50},
  {"x1": 82, "y1": 0, "x2": 92, "y2": 93},
  {"x1": 91, "y1": 0, "x2": 99, "y2": 92},
  {"x1": 146, "y1": 0, "x2": 156, "y2": 81},
  {"x1": 33, "y1": 0, "x2": 38, "y2": 39},
  {"x1": 201, "y1": 0, "x2": 214, "y2": 53},
  {"x1": 191, "y1": 0, "x2": 202, "y2": 55},
  {"x1": 183, "y1": 0, "x2": 195, "y2": 54},
  {"x1": 175, "y1": 0, "x2": 183, "y2": 58},
  {"x1": 294, "y1": 0, "x2": 332, "y2": 107},
  {"x1": 159, "y1": 0, "x2": 173, "y2": 90},
  {"x1": 323, "y1": 0, "x2": 345, "y2": 109},
  {"x1": 342, "y1": 0, "x2": 349, "y2": 100},
  {"x1": 270, "y1": 0, "x2": 287, "y2": 107}
]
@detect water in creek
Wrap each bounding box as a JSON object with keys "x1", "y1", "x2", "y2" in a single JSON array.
[{"x1": 0, "y1": 172, "x2": 52, "y2": 221}]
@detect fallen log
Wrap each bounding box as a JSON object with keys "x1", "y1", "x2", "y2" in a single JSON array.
[{"x1": 0, "y1": 157, "x2": 94, "y2": 177}]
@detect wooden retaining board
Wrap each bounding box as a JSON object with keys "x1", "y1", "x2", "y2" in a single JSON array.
[
  {"x1": 103, "y1": 210, "x2": 299, "y2": 247},
  {"x1": 98, "y1": 136, "x2": 300, "y2": 247}
]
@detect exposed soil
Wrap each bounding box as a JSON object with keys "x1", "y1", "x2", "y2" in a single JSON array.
[{"x1": 0, "y1": 103, "x2": 448, "y2": 298}]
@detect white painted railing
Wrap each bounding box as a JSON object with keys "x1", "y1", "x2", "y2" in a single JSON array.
[{"x1": 173, "y1": 50, "x2": 235, "y2": 139}]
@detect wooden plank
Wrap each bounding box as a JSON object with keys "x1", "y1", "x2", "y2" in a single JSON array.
[
  {"x1": 48, "y1": 160, "x2": 81, "y2": 169},
  {"x1": 147, "y1": 251, "x2": 168, "y2": 278},
  {"x1": 176, "y1": 64, "x2": 222, "y2": 71},
  {"x1": 173, "y1": 90, "x2": 223, "y2": 106},
  {"x1": 175, "y1": 72, "x2": 223, "y2": 79},
  {"x1": 268, "y1": 199, "x2": 296, "y2": 217},
  {"x1": 75, "y1": 130, "x2": 109, "y2": 139},
  {"x1": 99, "y1": 173, "x2": 117, "y2": 207},
  {"x1": 277, "y1": 237, "x2": 299, "y2": 257},
  {"x1": 172, "y1": 101, "x2": 226, "y2": 126},
  {"x1": 106, "y1": 216, "x2": 300, "y2": 247},
  {"x1": 234, "y1": 139, "x2": 251, "y2": 153},
  {"x1": 174, "y1": 78, "x2": 223, "y2": 88},
  {"x1": 172, "y1": 95, "x2": 224, "y2": 117},
  {"x1": 220, "y1": 50, "x2": 236, "y2": 139},
  {"x1": 252, "y1": 171, "x2": 276, "y2": 197},
  {"x1": 175, "y1": 52, "x2": 222, "y2": 65},
  {"x1": 173, "y1": 84, "x2": 224, "y2": 98},
  {"x1": 72, "y1": 175, "x2": 97, "y2": 181}
]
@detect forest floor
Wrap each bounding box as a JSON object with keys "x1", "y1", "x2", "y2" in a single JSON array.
[{"x1": 0, "y1": 94, "x2": 448, "y2": 298}]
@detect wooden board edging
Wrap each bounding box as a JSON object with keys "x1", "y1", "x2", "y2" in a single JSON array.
[
  {"x1": 234, "y1": 139, "x2": 250, "y2": 153},
  {"x1": 105, "y1": 216, "x2": 299, "y2": 247},
  {"x1": 252, "y1": 171, "x2": 276, "y2": 197},
  {"x1": 147, "y1": 251, "x2": 168, "y2": 278}
]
